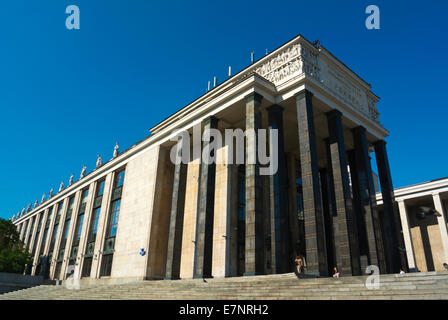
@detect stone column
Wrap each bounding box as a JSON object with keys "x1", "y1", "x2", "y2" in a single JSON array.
[
  {"x1": 397, "y1": 199, "x2": 416, "y2": 271},
  {"x1": 193, "y1": 116, "x2": 218, "y2": 278},
  {"x1": 374, "y1": 140, "x2": 406, "y2": 273},
  {"x1": 287, "y1": 154, "x2": 302, "y2": 258},
  {"x1": 432, "y1": 193, "x2": 448, "y2": 264},
  {"x1": 244, "y1": 92, "x2": 265, "y2": 276},
  {"x1": 326, "y1": 110, "x2": 360, "y2": 276},
  {"x1": 319, "y1": 167, "x2": 336, "y2": 274},
  {"x1": 296, "y1": 90, "x2": 328, "y2": 276},
  {"x1": 267, "y1": 105, "x2": 289, "y2": 274},
  {"x1": 165, "y1": 137, "x2": 188, "y2": 280},
  {"x1": 212, "y1": 144, "x2": 234, "y2": 278},
  {"x1": 351, "y1": 127, "x2": 385, "y2": 272}
]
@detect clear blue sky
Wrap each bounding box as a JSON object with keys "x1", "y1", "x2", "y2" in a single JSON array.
[{"x1": 1, "y1": 0, "x2": 447, "y2": 219}]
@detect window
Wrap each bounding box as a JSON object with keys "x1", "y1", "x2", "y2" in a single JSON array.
[
  {"x1": 75, "y1": 214, "x2": 84, "y2": 241},
  {"x1": 68, "y1": 197, "x2": 75, "y2": 211},
  {"x1": 97, "y1": 180, "x2": 105, "y2": 197},
  {"x1": 115, "y1": 170, "x2": 125, "y2": 188},
  {"x1": 101, "y1": 254, "x2": 113, "y2": 277},
  {"x1": 92, "y1": 208, "x2": 101, "y2": 236},
  {"x1": 108, "y1": 200, "x2": 120, "y2": 237},
  {"x1": 52, "y1": 225, "x2": 59, "y2": 242},
  {"x1": 81, "y1": 189, "x2": 89, "y2": 204},
  {"x1": 63, "y1": 219, "x2": 71, "y2": 240}
]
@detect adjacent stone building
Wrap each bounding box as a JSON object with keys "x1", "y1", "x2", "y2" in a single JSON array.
[
  {"x1": 11, "y1": 34, "x2": 406, "y2": 283},
  {"x1": 377, "y1": 177, "x2": 448, "y2": 272}
]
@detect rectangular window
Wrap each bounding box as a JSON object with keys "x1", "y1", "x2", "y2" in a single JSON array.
[
  {"x1": 100, "y1": 254, "x2": 113, "y2": 277},
  {"x1": 115, "y1": 170, "x2": 125, "y2": 188},
  {"x1": 81, "y1": 189, "x2": 89, "y2": 204},
  {"x1": 108, "y1": 200, "x2": 121, "y2": 238},
  {"x1": 68, "y1": 197, "x2": 75, "y2": 211},
  {"x1": 63, "y1": 219, "x2": 71, "y2": 240},
  {"x1": 97, "y1": 180, "x2": 105, "y2": 197},
  {"x1": 75, "y1": 214, "x2": 84, "y2": 241},
  {"x1": 92, "y1": 208, "x2": 101, "y2": 236}
]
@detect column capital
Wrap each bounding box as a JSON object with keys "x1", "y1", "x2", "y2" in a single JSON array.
[
  {"x1": 203, "y1": 115, "x2": 219, "y2": 127},
  {"x1": 352, "y1": 125, "x2": 366, "y2": 134},
  {"x1": 295, "y1": 89, "x2": 313, "y2": 101},
  {"x1": 325, "y1": 109, "x2": 343, "y2": 119},
  {"x1": 374, "y1": 139, "x2": 387, "y2": 147},
  {"x1": 245, "y1": 92, "x2": 263, "y2": 104},
  {"x1": 267, "y1": 104, "x2": 284, "y2": 113}
]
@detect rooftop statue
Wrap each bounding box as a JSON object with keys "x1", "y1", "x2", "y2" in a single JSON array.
[
  {"x1": 49, "y1": 188, "x2": 53, "y2": 198},
  {"x1": 69, "y1": 173, "x2": 74, "y2": 186},
  {"x1": 26, "y1": 203, "x2": 31, "y2": 212},
  {"x1": 41, "y1": 193, "x2": 46, "y2": 203},
  {"x1": 59, "y1": 181, "x2": 64, "y2": 192},
  {"x1": 80, "y1": 165, "x2": 86, "y2": 178},
  {"x1": 34, "y1": 199, "x2": 38, "y2": 208},
  {"x1": 113, "y1": 142, "x2": 119, "y2": 158},
  {"x1": 96, "y1": 154, "x2": 102, "y2": 168}
]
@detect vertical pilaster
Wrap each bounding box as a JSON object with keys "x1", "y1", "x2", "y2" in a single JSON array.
[
  {"x1": 374, "y1": 140, "x2": 406, "y2": 273},
  {"x1": 267, "y1": 105, "x2": 289, "y2": 274},
  {"x1": 397, "y1": 199, "x2": 416, "y2": 271},
  {"x1": 165, "y1": 137, "x2": 188, "y2": 280},
  {"x1": 432, "y1": 193, "x2": 448, "y2": 264},
  {"x1": 296, "y1": 90, "x2": 328, "y2": 276},
  {"x1": 244, "y1": 92, "x2": 265, "y2": 276},
  {"x1": 352, "y1": 127, "x2": 385, "y2": 272},
  {"x1": 326, "y1": 110, "x2": 360, "y2": 276},
  {"x1": 193, "y1": 116, "x2": 218, "y2": 278}
]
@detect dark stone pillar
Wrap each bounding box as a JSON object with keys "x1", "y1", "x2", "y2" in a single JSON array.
[
  {"x1": 287, "y1": 154, "x2": 301, "y2": 258},
  {"x1": 193, "y1": 116, "x2": 218, "y2": 279},
  {"x1": 326, "y1": 110, "x2": 361, "y2": 276},
  {"x1": 165, "y1": 137, "x2": 188, "y2": 280},
  {"x1": 319, "y1": 167, "x2": 336, "y2": 276},
  {"x1": 244, "y1": 92, "x2": 265, "y2": 276},
  {"x1": 374, "y1": 140, "x2": 406, "y2": 273},
  {"x1": 352, "y1": 127, "x2": 386, "y2": 273},
  {"x1": 295, "y1": 90, "x2": 328, "y2": 276},
  {"x1": 267, "y1": 105, "x2": 289, "y2": 274},
  {"x1": 347, "y1": 150, "x2": 369, "y2": 271}
]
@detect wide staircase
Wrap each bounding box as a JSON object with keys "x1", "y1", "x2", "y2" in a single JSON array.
[{"x1": 1, "y1": 271, "x2": 448, "y2": 300}]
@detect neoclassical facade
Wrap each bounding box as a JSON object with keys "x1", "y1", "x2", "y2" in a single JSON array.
[{"x1": 11, "y1": 34, "x2": 406, "y2": 282}]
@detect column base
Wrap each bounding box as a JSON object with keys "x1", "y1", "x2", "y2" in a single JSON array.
[
  {"x1": 193, "y1": 274, "x2": 213, "y2": 279},
  {"x1": 243, "y1": 272, "x2": 265, "y2": 277}
]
